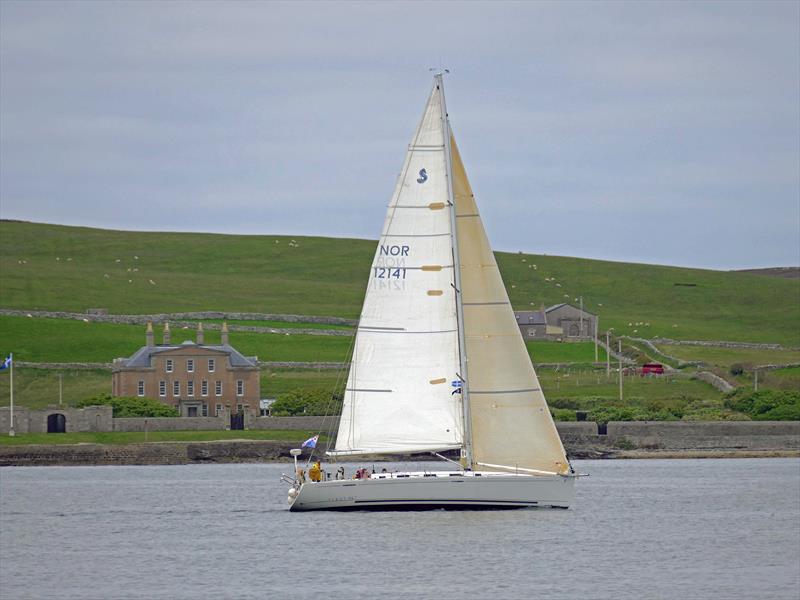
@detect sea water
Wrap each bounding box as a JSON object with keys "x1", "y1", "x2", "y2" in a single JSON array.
[{"x1": 1, "y1": 458, "x2": 798, "y2": 600}]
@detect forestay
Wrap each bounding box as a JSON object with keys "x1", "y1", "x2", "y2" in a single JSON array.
[{"x1": 332, "y1": 82, "x2": 463, "y2": 456}]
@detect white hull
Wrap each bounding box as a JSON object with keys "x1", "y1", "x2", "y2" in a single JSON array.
[{"x1": 289, "y1": 471, "x2": 575, "y2": 511}]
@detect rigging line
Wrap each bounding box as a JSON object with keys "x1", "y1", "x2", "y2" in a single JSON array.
[{"x1": 315, "y1": 310, "x2": 360, "y2": 461}]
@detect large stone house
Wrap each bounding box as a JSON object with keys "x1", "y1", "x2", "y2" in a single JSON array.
[
  {"x1": 112, "y1": 322, "x2": 260, "y2": 417},
  {"x1": 514, "y1": 303, "x2": 597, "y2": 340}
]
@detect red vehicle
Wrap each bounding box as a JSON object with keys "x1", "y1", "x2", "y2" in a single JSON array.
[{"x1": 641, "y1": 363, "x2": 665, "y2": 376}]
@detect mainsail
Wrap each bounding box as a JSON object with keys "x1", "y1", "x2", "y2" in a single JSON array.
[
  {"x1": 333, "y1": 82, "x2": 463, "y2": 455},
  {"x1": 334, "y1": 77, "x2": 569, "y2": 475}
]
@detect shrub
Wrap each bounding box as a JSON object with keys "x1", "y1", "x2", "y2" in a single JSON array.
[
  {"x1": 550, "y1": 408, "x2": 577, "y2": 421},
  {"x1": 729, "y1": 363, "x2": 746, "y2": 376},
  {"x1": 270, "y1": 387, "x2": 342, "y2": 417},
  {"x1": 724, "y1": 389, "x2": 800, "y2": 421},
  {"x1": 77, "y1": 394, "x2": 179, "y2": 417}
]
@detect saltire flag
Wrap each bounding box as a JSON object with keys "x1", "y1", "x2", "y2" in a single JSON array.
[
  {"x1": 301, "y1": 434, "x2": 319, "y2": 449},
  {"x1": 0, "y1": 355, "x2": 11, "y2": 370}
]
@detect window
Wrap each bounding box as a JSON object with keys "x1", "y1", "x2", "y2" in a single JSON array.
[
  {"x1": 202, "y1": 404, "x2": 208, "y2": 417},
  {"x1": 173, "y1": 380, "x2": 180, "y2": 397},
  {"x1": 137, "y1": 380, "x2": 145, "y2": 397},
  {"x1": 215, "y1": 380, "x2": 222, "y2": 396},
  {"x1": 187, "y1": 381, "x2": 194, "y2": 397},
  {"x1": 208, "y1": 359, "x2": 215, "y2": 373},
  {"x1": 187, "y1": 359, "x2": 194, "y2": 373},
  {"x1": 166, "y1": 359, "x2": 173, "y2": 373},
  {"x1": 201, "y1": 380, "x2": 208, "y2": 397},
  {"x1": 159, "y1": 381, "x2": 166, "y2": 397},
  {"x1": 215, "y1": 403, "x2": 223, "y2": 416},
  {"x1": 236, "y1": 380, "x2": 244, "y2": 396},
  {"x1": 236, "y1": 403, "x2": 243, "y2": 413}
]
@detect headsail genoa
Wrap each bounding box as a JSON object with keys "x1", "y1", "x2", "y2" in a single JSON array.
[
  {"x1": 334, "y1": 82, "x2": 464, "y2": 456},
  {"x1": 450, "y1": 136, "x2": 570, "y2": 475}
]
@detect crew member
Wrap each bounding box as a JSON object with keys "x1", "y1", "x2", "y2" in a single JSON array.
[{"x1": 309, "y1": 459, "x2": 323, "y2": 482}]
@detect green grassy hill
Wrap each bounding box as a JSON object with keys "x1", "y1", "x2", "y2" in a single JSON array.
[{"x1": 2, "y1": 220, "x2": 798, "y2": 345}]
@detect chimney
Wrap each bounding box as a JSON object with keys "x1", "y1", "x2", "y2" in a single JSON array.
[
  {"x1": 163, "y1": 322, "x2": 171, "y2": 345},
  {"x1": 145, "y1": 321, "x2": 154, "y2": 347},
  {"x1": 196, "y1": 322, "x2": 204, "y2": 345},
  {"x1": 221, "y1": 321, "x2": 229, "y2": 346}
]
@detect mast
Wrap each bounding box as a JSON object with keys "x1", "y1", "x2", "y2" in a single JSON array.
[{"x1": 436, "y1": 73, "x2": 474, "y2": 468}]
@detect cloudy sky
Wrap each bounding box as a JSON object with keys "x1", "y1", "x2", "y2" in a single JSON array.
[{"x1": 1, "y1": 1, "x2": 798, "y2": 270}]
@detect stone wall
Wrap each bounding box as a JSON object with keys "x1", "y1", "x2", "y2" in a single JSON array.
[
  {"x1": 693, "y1": 371, "x2": 736, "y2": 393},
  {"x1": 249, "y1": 416, "x2": 338, "y2": 430},
  {"x1": 603, "y1": 421, "x2": 800, "y2": 453},
  {"x1": 113, "y1": 416, "x2": 227, "y2": 432},
  {"x1": 0, "y1": 406, "x2": 113, "y2": 434},
  {"x1": 651, "y1": 337, "x2": 790, "y2": 350},
  {"x1": 0, "y1": 309, "x2": 357, "y2": 333}
]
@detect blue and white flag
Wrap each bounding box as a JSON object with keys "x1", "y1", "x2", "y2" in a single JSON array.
[
  {"x1": 301, "y1": 434, "x2": 319, "y2": 449},
  {"x1": 0, "y1": 355, "x2": 11, "y2": 370}
]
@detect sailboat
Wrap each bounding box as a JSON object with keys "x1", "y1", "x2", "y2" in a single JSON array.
[{"x1": 286, "y1": 74, "x2": 576, "y2": 511}]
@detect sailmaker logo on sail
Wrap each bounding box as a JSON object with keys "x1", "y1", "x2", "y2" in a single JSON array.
[{"x1": 416, "y1": 168, "x2": 428, "y2": 183}]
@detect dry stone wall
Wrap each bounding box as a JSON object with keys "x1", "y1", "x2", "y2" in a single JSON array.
[{"x1": 0, "y1": 309, "x2": 356, "y2": 336}]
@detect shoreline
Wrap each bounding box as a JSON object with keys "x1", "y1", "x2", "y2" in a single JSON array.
[{"x1": 0, "y1": 440, "x2": 797, "y2": 467}]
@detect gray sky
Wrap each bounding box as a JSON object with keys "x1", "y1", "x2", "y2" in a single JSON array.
[{"x1": 1, "y1": 0, "x2": 798, "y2": 270}]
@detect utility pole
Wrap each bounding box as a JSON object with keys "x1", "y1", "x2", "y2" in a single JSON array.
[
  {"x1": 8, "y1": 353, "x2": 14, "y2": 437},
  {"x1": 58, "y1": 373, "x2": 63, "y2": 407},
  {"x1": 594, "y1": 316, "x2": 599, "y2": 363},
  {"x1": 579, "y1": 296, "x2": 584, "y2": 337},
  {"x1": 754, "y1": 369, "x2": 759, "y2": 392},
  {"x1": 618, "y1": 340, "x2": 623, "y2": 402},
  {"x1": 606, "y1": 331, "x2": 611, "y2": 378}
]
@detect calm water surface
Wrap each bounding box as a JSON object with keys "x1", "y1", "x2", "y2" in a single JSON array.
[{"x1": 1, "y1": 458, "x2": 798, "y2": 600}]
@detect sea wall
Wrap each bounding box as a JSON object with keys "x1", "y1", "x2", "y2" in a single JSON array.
[
  {"x1": 0, "y1": 441, "x2": 291, "y2": 466},
  {"x1": 604, "y1": 421, "x2": 800, "y2": 453},
  {"x1": 0, "y1": 421, "x2": 797, "y2": 466}
]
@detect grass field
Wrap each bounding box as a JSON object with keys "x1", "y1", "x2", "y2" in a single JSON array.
[
  {"x1": 2, "y1": 221, "x2": 798, "y2": 345},
  {"x1": 0, "y1": 368, "x2": 110, "y2": 410},
  {"x1": 0, "y1": 430, "x2": 325, "y2": 446},
  {"x1": 537, "y1": 368, "x2": 743, "y2": 421},
  {"x1": 195, "y1": 319, "x2": 354, "y2": 330},
  {"x1": 261, "y1": 368, "x2": 346, "y2": 397},
  {"x1": 1, "y1": 316, "x2": 614, "y2": 368},
  {"x1": 527, "y1": 341, "x2": 608, "y2": 364},
  {"x1": 538, "y1": 368, "x2": 720, "y2": 402},
  {"x1": 0, "y1": 368, "x2": 351, "y2": 409},
  {"x1": 654, "y1": 344, "x2": 800, "y2": 368},
  {"x1": 0, "y1": 315, "x2": 354, "y2": 363}
]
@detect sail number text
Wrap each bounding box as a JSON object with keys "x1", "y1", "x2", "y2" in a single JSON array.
[
  {"x1": 373, "y1": 267, "x2": 407, "y2": 279},
  {"x1": 373, "y1": 245, "x2": 410, "y2": 280}
]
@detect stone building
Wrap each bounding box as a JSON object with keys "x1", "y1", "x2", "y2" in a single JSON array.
[
  {"x1": 514, "y1": 303, "x2": 597, "y2": 340},
  {"x1": 112, "y1": 322, "x2": 260, "y2": 417}
]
